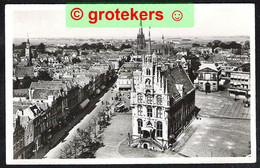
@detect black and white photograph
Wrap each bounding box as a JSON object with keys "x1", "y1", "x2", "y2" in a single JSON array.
[{"x1": 5, "y1": 3, "x2": 256, "y2": 164}]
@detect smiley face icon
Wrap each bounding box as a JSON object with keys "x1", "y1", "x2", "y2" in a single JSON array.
[{"x1": 172, "y1": 10, "x2": 183, "y2": 21}]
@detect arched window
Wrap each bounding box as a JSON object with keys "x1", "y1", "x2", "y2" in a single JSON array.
[
  {"x1": 146, "y1": 68, "x2": 151, "y2": 75},
  {"x1": 147, "y1": 106, "x2": 152, "y2": 117},
  {"x1": 147, "y1": 94, "x2": 152, "y2": 104},
  {"x1": 157, "y1": 121, "x2": 163, "y2": 137},
  {"x1": 146, "y1": 90, "x2": 151, "y2": 94},
  {"x1": 156, "y1": 107, "x2": 162, "y2": 118},
  {"x1": 137, "y1": 93, "x2": 142, "y2": 103},
  {"x1": 157, "y1": 95, "x2": 162, "y2": 105},
  {"x1": 145, "y1": 78, "x2": 151, "y2": 85},
  {"x1": 137, "y1": 119, "x2": 143, "y2": 134},
  {"x1": 137, "y1": 105, "x2": 142, "y2": 116}
]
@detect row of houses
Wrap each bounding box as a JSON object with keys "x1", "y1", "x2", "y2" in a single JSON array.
[{"x1": 13, "y1": 64, "x2": 117, "y2": 159}]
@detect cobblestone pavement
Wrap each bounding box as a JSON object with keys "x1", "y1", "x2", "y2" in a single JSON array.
[
  {"x1": 178, "y1": 117, "x2": 250, "y2": 157},
  {"x1": 95, "y1": 112, "x2": 132, "y2": 158},
  {"x1": 95, "y1": 91, "x2": 132, "y2": 158},
  {"x1": 196, "y1": 90, "x2": 250, "y2": 119}
]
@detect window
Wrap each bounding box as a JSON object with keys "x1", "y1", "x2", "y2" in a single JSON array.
[
  {"x1": 156, "y1": 107, "x2": 162, "y2": 118},
  {"x1": 137, "y1": 93, "x2": 142, "y2": 103},
  {"x1": 212, "y1": 73, "x2": 217, "y2": 80},
  {"x1": 137, "y1": 119, "x2": 143, "y2": 134},
  {"x1": 146, "y1": 68, "x2": 151, "y2": 75},
  {"x1": 199, "y1": 73, "x2": 203, "y2": 80},
  {"x1": 157, "y1": 121, "x2": 163, "y2": 137},
  {"x1": 205, "y1": 73, "x2": 211, "y2": 80},
  {"x1": 147, "y1": 94, "x2": 152, "y2": 104},
  {"x1": 137, "y1": 105, "x2": 142, "y2": 116},
  {"x1": 157, "y1": 95, "x2": 162, "y2": 105},
  {"x1": 147, "y1": 106, "x2": 152, "y2": 117},
  {"x1": 145, "y1": 78, "x2": 151, "y2": 86}
]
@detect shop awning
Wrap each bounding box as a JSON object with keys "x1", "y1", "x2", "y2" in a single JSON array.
[
  {"x1": 96, "y1": 89, "x2": 100, "y2": 94},
  {"x1": 79, "y1": 99, "x2": 90, "y2": 109}
]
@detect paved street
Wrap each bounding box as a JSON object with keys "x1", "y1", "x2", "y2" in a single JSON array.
[
  {"x1": 30, "y1": 84, "x2": 115, "y2": 159},
  {"x1": 178, "y1": 117, "x2": 250, "y2": 157},
  {"x1": 43, "y1": 85, "x2": 117, "y2": 159},
  {"x1": 95, "y1": 112, "x2": 132, "y2": 158},
  {"x1": 94, "y1": 89, "x2": 251, "y2": 158},
  {"x1": 196, "y1": 90, "x2": 250, "y2": 119}
]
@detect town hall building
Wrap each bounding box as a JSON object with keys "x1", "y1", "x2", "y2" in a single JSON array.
[{"x1": 130, "y1": 30, "x2": 196, "y2": 151}]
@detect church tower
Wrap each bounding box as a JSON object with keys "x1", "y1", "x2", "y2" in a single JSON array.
[
  {"x1": 137, "y1": 20, "x2": 146, "y2": 53},
  {"x1": 162, "y1": 35, "x2": 165, "y2": 55},
  {"x1": 25, "y1": 34, "x2": 32, "y2": 66},
  {"x1": 142, "y1": 28, "x2": 157, "y2": 92}
]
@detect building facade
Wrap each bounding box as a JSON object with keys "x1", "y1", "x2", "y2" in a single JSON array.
[
  {"x1": 228, "y1": 64, "x2": 250, "y2": 100},
  {"x1": 197, "y1": 63, "x2": 220, "y2": 92},
  {"x1": 130, "y1": 32, "x2": 196, "y2": 151}
]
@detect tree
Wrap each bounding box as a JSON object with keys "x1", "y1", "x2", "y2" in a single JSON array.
[
  {"x1": 120, "y1": 43, "x2": 132, "y2": 50},
  {"x1": 81, "y1": 43, "x2": 90, "y2": 50},
  {"x1": 59, "y1": 125, "x2": 103, "y2": 159},
  {"x1": 37, "y1": 43, "x2": 46, "y2": 53},
  {"x1": 192, "y1": 43, "x2": 200, "y2": 47},
  {"x1": 37, "y1": 71, "x2": 53, "y2": 81},
  {"x1": 72, "y1": 57, "x2": 81, "y2": 63}
]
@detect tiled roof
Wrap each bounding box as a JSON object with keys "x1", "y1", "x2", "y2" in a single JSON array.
[
  {"x1": 162, "y1": 65, "x2": 194, "y2": 100},
  {"x1": 32, "y1": 89, "x2": 60, "y2": 100},
  {"x1": 15, "y1": 66, "x2": 34, "y2": 77},
  {"x1": 13, "y1": 89, "x2": 29, "y2": 98},
  {"x1": 30, "y1": 80, "x2": 71, "y2": 91}
]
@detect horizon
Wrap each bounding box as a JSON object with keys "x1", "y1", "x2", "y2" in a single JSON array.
[{"x1": 11, "y1": 4, "x2": 254, "y2": 39}]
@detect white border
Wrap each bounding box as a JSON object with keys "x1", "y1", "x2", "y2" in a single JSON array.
[{"x1": 5, "y1": 4, "x2": 256, "y2": 164}]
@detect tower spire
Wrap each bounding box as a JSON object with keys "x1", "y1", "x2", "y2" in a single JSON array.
[
  {"x1": 148, "y1": 27, "x2": 152, "y2": 55},
  {"x1": 27, "y1": 33, "x2": 30, "y2": 43},
  {"x1": 139, "y1": 20, "x2": 143, "y2": 34}
]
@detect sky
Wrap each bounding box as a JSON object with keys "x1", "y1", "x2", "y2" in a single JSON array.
[{"x1": 11, "y1": 4, "x2": 254, "y2": 39}]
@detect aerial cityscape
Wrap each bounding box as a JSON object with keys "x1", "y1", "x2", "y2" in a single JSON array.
[{"x1": 11, "y1": 19, "x2": 251, "y2": 159}]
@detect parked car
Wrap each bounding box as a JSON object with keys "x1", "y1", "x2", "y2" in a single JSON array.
[{"x1": 114, "y1": 106, "x2": 128, "y2": 113}]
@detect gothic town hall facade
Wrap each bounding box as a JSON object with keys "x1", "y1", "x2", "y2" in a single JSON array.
[{"x1": 130, "y1": 36, "x2": 196, "y2": 151}]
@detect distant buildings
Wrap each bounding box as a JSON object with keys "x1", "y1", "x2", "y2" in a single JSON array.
[
  {"x1": 197, "y1": 63, "x2": 220, "y2": 92},
  {"x1": 116, "y1": 62, "x2": 142, "y2": 91},
  {"x1": 228, "y1": 63, "x2": 250, "y2": 100},
  {"x1": 12, "y1": 39, "x2": 120, "y2": 158}
]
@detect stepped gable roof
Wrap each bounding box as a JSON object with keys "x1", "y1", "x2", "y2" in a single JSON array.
[{"x1": 162, "y1": 65, "x2": 194, "y2": 100}]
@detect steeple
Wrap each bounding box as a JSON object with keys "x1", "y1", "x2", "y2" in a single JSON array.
[
  {"x1": 162, "y1": 35, "x2": 164, "y2": 44},
  {"x1": 25, "y1": 33, "x2": 31, "y2": 66},
  {"x1": 148, "y1": 27, "x2": 152, "y2": 55},
  {"x1": 137, "y1": 20, "x2": 146, "y2": 53},
  {"x1": 139, "y1": 20, "x2": 143, "y2": 34},
  {"x1": 27, "y1": 33, "x2": 30, "y2": 43}
]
